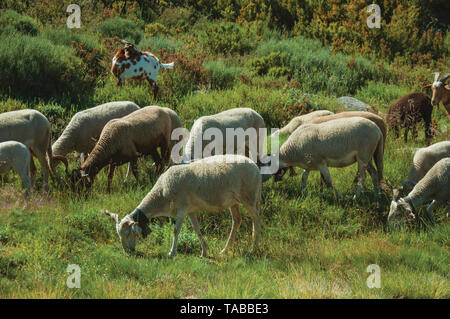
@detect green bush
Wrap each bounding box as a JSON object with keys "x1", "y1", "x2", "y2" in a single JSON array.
[
  {"x1": 42, "y1": 28, "x2": 100, "y2": 52},
  {"x1": 0, "y1": 34, "x2": 94, "y2": 103},
  {"x1": 355, "y1": 81, "x2": 409, "y2": 110},
  {"x1": 255, "y1": 38, "x2": 393, "y2": 95},
  {"x1": 0, "y1": 10, "x2": 39, "y2": 37},
  {"x1": 144, "y1": 22, "x2": 172, "y2": 38},
  {"x1": 98, "y1": 17, "x2": 143, "y2": 44},
  {"x1": 198, "y1": 22, "x2": 255, "y2": 55},
  {"x1": 94, "y1": 78, "x2": 153, "y2": 109},
  {"x1": 205, "y1": 61, "x2": 242, "y2": 90},
  {"x1": 139, "y1": 36, "x2": 183, "y2": 53},
  {"x1": 0, "y1": 97, "x2": 28, "y2": 113},
  {"x1": 247, "y1": 51, "x2": 291, "y2": 77},
  {"x1": 178, "y1": 85, "x2": 315, "y2": 129},
  {"x1": 156, "y1": 6, "x2": 196, "y2": 32},
  {"x1": 42, "y1": 28, "x2": 106, "y2": 80},
  {"x1": 36, "y1": 102, "x2": 68, "y2": 136}
]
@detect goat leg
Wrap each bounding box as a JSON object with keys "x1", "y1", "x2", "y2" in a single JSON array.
[
  {"x1": 107, "y1": 164, "x2": 115, "y2": 193},
  {"x1": 152, "y1": 83, "x2": 159, "y2": 100}
]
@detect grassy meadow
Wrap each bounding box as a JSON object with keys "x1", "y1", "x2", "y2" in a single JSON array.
[{"x1": 0, "y1": 1, "x2": 449, "y2": 298}]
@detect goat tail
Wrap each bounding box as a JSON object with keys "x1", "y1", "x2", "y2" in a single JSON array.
[
  {"x1": 160, "y1": 62, "x2": 174, "y2": 69},
  {"x1": 374, "y1": 136, "x2": 384, "y2": 182}
]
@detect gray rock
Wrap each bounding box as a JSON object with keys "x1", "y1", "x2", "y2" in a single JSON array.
[{"x1": 337, "y1": 96, "x2": 372, "y2": 112}]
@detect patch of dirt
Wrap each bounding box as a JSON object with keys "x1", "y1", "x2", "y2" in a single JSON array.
[{"x1": 0, "y1": 185, "x2": 56, "y2": 211}]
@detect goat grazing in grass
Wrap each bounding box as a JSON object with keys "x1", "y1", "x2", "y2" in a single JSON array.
[
  {"x1": 111, "y1": 39, "x2": 174, "y2": 100},
  {"x1": 104, "y1": 154, "x2": 262, "y2": 258},
  {"x1": 271, "y1": 110, "x2": 334, "y2": 136},
  {"x1": 52, "y1": 101, "x2": 140, "y2": 173},
  {"x1": 389, "y1": 158, "x2": 449, "y2": 225},
  {"x1": 423, "y1": 73, "x2": 450, "y2": 119},
  {"x1": 274, "y1": 111, "x2": 387, "y2": 183},
  {"x1": 261, "y1": 117, "x2": 384, "y2": 200},
  {"x1": 182, "y1": 108, "x2": 266, "y2": 164},
  {"x1": 72, "y1": 106, "x2": 182, "y2": 192},
  {"x1": 0, "y1": 109, "x2": 54, "y2": 190},
  {"x1": 402, "y1": 141, "x2": 450, "y2": 193},
  {"x1": 386, "y1": 92, "x2": 433, "y2": 144},
  {"x1": 0, "y1": 141, "x2": 31, "y2": 197}
]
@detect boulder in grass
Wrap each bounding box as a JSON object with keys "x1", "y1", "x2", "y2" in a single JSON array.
[{"x1": 338, "y1": 96, "x2": 372, "y2": 112}]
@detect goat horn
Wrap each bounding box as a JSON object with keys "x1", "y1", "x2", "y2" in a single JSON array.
[
  {"x1": 433, "y1": 72, "x2": 440, "y2": 82},
  {"x1": 114, "y1": 38, "x2": 131, "y2": 45},
  {"x1": 439, "y1": 74, "x2": 450, "y2": 84}
]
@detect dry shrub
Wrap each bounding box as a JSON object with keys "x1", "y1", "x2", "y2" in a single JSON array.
[{"x1": 156, "y1": 47, "x2": 208, "y2": 100}]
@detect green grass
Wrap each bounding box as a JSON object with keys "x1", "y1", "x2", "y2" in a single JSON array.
[
  {"x1": 0, "y1": 101, "x2": 448, "y2": 298},
  {"x1": 0, "y1": 7, "x2": 449, "y2": 299}
]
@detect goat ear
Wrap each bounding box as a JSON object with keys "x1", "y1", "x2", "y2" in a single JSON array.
[
  {"x1": 104, "y1": 209, "x2": 119, "y2": 224},
  {"x1": 392, "y1": 189, "x2": 400, "y2": 201},
  {"x1": 123, "y1": 220, "x2": 138, "y2": 227},
  {"x1": 117, "y1": 38, "x2": 128, "y2": 45},
  {"x1": 91, "y1": 137, "x2": 98, "y2": 143},
  {"x1": 423, "y1": 84, "x2": 432, "y2": 90}
]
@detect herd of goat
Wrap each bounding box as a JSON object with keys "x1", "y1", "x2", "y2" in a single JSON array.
[{"x1": 0, "y1": 72, "x2": 449, "y2": 257}]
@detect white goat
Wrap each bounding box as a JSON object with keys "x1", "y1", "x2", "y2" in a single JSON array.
[
  {"x1": 182, "y1": 108, "x2": 265, "y2": 164},
  {"x1": 262, "y1": 117, "x2": 384, "y2": 200},
  {"x1": 389, "y1": 158, "x2": 449, "y2": 224},
  {"x1": 0, "y1": 141, "x2": 31, "y2": 197},
  {"x1": 402, "y1": 141, "x2": 450, "y2": 192},
  {"x1": 73, "y1": 106, "x2": 182, "y2": 192},
  {"x1": 0, "y1": 109, "x2": 53, "y2": 190},
  {"x1": 104, "y1": 154, "x2": 262, "y2": 258},
  {"x1": 271, "y1": 110, "x2": 334, "y2": 136},
  {"x1": 52, "y1": 101, "x2": 140, "y2": 172},
  {"x1": 111, "y1": 39, "x2": 174, "y2": 100}
]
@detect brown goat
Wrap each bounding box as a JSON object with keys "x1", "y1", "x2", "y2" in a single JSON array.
[
  {"x1": 386, "y1": 92, "x2": 433, "y2": 144},
  {"x1": 72, "y1": 106, "x2": 182, "y2": 192},
  {"x1": 423, "y1": 73, "x2": 450, "y2": 120}
]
